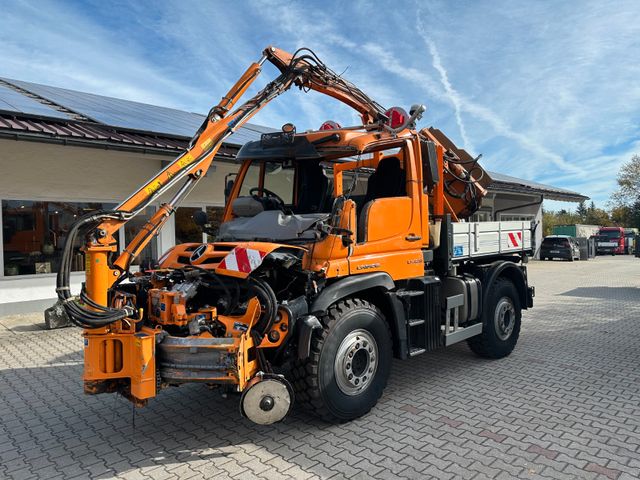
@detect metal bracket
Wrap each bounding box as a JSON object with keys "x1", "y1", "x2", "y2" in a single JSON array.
[
  {"x1": 443, "y1": 294, "x2": 481, "y2": 346},
  {"x1": 444, "y1": 323, "x2": 482, "y2": 346},
  {"x1": 444, "y1": 294, "x2": 464, "y2": 333}
]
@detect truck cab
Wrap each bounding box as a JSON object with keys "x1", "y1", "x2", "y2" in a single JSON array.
[
  {"x1": 596, "y1": 227, "x2": 625, "y2": 255},
  {"x1": 213, "y1": 130, "x2": 428, "y2": 281}
]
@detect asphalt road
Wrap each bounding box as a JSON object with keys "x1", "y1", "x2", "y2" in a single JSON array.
[{"x1": 1, "y1": 255, "x2": 639, "y2": 479}]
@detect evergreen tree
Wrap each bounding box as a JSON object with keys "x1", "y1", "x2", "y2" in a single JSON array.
[{"x1": 576, "y1": 201, "x2": 587, "y2": 220}]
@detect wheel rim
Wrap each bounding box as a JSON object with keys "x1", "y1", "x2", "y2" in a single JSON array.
[
  {"x1": 494, "y1": 297, "x2": 516, "y2": 340},
  {"x1": 334, "y1": 329, "x2": 378, "y2": 396}
]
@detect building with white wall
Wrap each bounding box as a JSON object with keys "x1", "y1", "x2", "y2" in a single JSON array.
[{"x1": 0, "y1": 78, "x2": 586, "y2": 314}]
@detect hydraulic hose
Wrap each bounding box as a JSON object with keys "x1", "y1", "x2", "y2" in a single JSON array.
[
  {"x1": 189, "y1": 268, "x2": 277, "y2": 335},
  {"x1": 247, "y1": 277, "x2": 278, "y2": 336},
  {"x1": 56, "y1": 211, "x2": 134, "y2": 329}
]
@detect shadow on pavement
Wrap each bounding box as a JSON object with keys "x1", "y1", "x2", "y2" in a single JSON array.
[{"x1": 559, "y1": 286, "x2": 639, "y2": 300}]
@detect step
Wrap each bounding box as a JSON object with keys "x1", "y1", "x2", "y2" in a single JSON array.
[
  {"x1": 408, "y1": 319, "x2": 425, "y2": 327},
  {"x1": 409, "y1": 347, "x2": 426, "y2": 357}
]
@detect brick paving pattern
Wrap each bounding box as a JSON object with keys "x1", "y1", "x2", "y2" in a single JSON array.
[{"x1": 1, "y1": 256, "x2": 639, "y2": 479}]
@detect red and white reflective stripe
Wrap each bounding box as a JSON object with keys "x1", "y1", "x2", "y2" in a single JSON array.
[
  {"x1": 507, "y1": 231, "x2": 523, "y2": 248},
  {"x1": 219, "y1": 247, "x2": 267, "y2": 273}
]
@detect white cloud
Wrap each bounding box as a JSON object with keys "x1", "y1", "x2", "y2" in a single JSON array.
[{"x1": 415, "y1": 15, "x2": 473, "y2": 153}]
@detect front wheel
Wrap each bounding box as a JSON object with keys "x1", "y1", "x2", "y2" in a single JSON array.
[
  {"x1": 468, "y1": 277, "x2": 521, "y2": 359},
  {"x1": 291, "y1": 298, "x2": 392, "y2": 422}
]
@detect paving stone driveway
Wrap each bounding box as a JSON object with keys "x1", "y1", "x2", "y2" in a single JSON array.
[{"x1": 1, "y1": 256, "x2": 639, "y2": 479}]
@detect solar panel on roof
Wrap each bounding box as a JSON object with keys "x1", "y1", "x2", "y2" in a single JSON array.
[
  {"x1": 0, "y1": 83, "x2": 73, "y2": 120},
  {"x1": 1, "y1": 77, "x2": 277, "y2": 144},
  {"x1": 225, "y1": 123, "x2": 278, "y2": 146},
  {"x1": 4, "y1": 78, "x2": 207, "y2": 136},
  {"x1": 0, "y1": 98, "x2": 14, "y2": 110}
]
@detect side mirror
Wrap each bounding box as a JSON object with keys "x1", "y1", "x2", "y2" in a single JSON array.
[
  {"x1": 421, "y1": 140, "x2": 440, "y2": 193},
  {"x1": 192, "y1": 210, "x2": 208, "y2": 227}
]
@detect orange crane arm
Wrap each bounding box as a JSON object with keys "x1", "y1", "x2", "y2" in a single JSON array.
[
  {"x1": 59, "y1": 46, "x2": 392, "y2": 320},
  {"x1": 103, "y1": 46, "x2": 390, "y2": 273},
  {"x1": 264, "y1": 47, "x2": 387, "y2": 125},
  {"x1": 106, "y1": 57, "x2": 269, "y2": 271}
]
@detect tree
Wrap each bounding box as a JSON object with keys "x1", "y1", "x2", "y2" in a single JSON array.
[
  {"x1": 610, "y1": 205, "x2": 634, "y2": 226},
  {"x1": 576, "y1": 201, "x2": 588, "y2": 220},
  {"x1": 612, "y1": 155, "x2": 640, "y2": 205},
  {"x1": 610, "y1": 154, "x2": 640, "y2": 228},
  {"x1": 584, "y1": 206, "x2": 611, "y2": 226},
  {"x1": 542, "y1": 209, "x2": 558, "y2": 237},
  {"x1": 542, "y1": 208, "x2": 581, "y2": 236}
]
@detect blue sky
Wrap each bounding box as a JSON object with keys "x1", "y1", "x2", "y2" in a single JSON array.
[{"x1": 1, "y1": 0, "x2": 639, "y2": 208}]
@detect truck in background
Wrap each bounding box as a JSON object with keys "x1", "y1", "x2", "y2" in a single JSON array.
[
  {"x1": 552, "y1": 224, "x2": 600, "y2": 239},
  {"x1": 595, "y1": 226, "x2": 625, "y2": 255},
  {"x1": 623, "y1": 228, "x2": 638, "y2": 254}
]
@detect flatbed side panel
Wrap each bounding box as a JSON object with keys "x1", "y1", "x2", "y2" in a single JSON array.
[{"x1": 452, "y1": 221, "x2": 532, "y2": 260}]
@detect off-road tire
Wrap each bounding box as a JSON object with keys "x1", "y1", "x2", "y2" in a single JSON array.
[
  {"x1": 467, "y1": 277, "x2": 521, "y2": 359},
  {"x1": 291, "y1": 298, "x2": 392, "y2": 422}
]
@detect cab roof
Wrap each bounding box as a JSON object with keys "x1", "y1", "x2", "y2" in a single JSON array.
[{"x1": 235, "y1": 127, "x2": 409, "y2": 162}]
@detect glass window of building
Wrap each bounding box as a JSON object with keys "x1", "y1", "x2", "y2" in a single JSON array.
[{"x1": 2, "y1": 200, "x2": 116, "y2": 276}]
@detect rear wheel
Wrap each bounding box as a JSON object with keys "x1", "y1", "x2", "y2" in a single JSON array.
[
  {"x1": 468, "y1": 277, "x2": 521, "y2": 359},
  {"x1": 291, "y1": 298, "x2": 392, "y2": 422}
]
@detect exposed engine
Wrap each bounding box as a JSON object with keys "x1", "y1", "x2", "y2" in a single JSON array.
[{"x1": 95, "y1": 244, "x2": 313, "y2": 423}]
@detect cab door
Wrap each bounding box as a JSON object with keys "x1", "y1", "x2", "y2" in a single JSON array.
[{"x1": 348, "y1": 142, "x2": 424, "y2": 280}]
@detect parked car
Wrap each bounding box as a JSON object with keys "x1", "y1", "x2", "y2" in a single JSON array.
[{"x1": 540, "y1": 235, "x2": 580, "y2": 261}]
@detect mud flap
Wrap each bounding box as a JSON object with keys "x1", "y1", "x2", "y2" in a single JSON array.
[{"x1": 297, "y1": 315, "x2": 322, "y2": 360}]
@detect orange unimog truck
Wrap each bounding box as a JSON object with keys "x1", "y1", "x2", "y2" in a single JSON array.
[{"x1": 57, "y1": 47, "x2": 534, "y2": 424}]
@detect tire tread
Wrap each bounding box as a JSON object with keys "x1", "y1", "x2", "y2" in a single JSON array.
[
  {"x1": 291, "y1": 298, "x2": 389, "y2": 421},
  {"x1": 467, "y1": 277, "x2": 521, "y2": 359}
]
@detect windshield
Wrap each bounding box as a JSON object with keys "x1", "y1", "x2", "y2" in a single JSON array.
[
  {"x1": 236, "y1": 159, "x2": 375, "y2": 215},
  {"x1": 237, "y1": 159, "x2": 329, "y2": 214},
  {"x1": 239, "y1": 161, "x2": 295, "y2": 204},
  {"x1": 599, "y1": 230, "x2": 621, "y2": 239}
]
